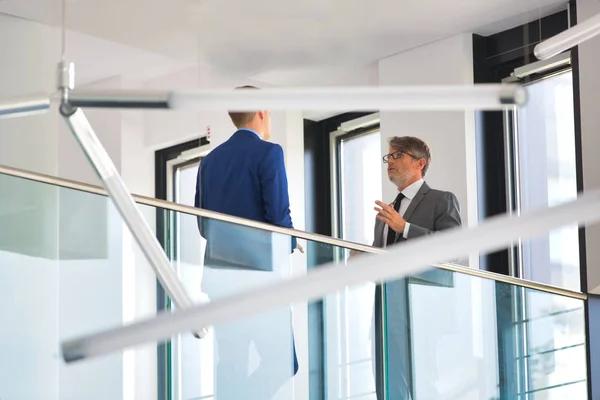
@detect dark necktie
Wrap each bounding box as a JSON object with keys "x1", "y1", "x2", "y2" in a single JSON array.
[{"x1": 386, "y1": 192, "x2": 405, "y2": 246}]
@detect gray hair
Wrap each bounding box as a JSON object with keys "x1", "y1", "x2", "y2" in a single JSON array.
[{"x1": 388, "y1": 136, "x2": 431, "y2": 176}]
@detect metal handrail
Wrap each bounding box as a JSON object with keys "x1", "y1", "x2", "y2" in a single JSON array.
[{"x1": 0, "y1": 164, "x2": 587, "y2": 300}]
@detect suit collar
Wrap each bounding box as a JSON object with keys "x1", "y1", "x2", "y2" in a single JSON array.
[{"x1": 235, "y1": 128, "x2": 262, "y2": 139}]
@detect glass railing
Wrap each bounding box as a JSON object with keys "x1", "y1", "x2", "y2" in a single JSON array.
[{"x1": 0, "y1": 166, "x2": 590, "y2": 400}]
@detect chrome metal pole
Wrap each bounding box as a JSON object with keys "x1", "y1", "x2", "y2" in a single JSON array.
[
  {"x1": 503, "y1": 107, "x2": 518, "y2": 277},
  {"x1": 57, "y1": 61, "x2": 206, "y2": 340},
  {"x1": 67, "y1": 89, "x2": 170, "y2": 109},
  {"x1": 0, "y1": 94, "x2": 50, "y2": 119}
]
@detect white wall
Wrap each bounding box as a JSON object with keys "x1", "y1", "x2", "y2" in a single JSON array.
[
  {"x1": 378, "y1": 34, "x2": 478, "y2": 267},
  {"x1": 576, "y1": 0, "x2": 600, "y2": 294},
  {"x1": 0, "y1": 14, "x2": 61, "y2": 175},
  {"x1": 0, "y1": 14, "x2": 60, "y2": 400},
  {"x1": 271, "y1": 110, "x2": 309, "y2": 400}
]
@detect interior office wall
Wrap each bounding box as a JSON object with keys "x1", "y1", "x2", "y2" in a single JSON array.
[
  {"x1": 573, "y1": 3, "x2": 600, "y2": 392},
  {"x1": 576, "y1": 0, "x2": 600, "y2": 295},
  {"x1": 0, "y1": 14, "x2": 75, "y2": 400},
  {"x1": 0, "y1": 14, "x2": 61, "y2": 176},
  {"x1": 378, "y1": 34, "x2": 478, "y2": 268}
]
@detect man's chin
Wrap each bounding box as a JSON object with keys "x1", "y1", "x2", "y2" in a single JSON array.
[{"x1": 388, "y1": 176, "x2": 404, "y2": 187}]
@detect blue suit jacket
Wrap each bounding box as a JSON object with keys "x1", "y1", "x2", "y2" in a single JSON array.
[
  {"x1": 194, "y1": 129, "x2": 297, "y2": 249},
  {"x1": 194, "y1": 128, "x2": 299, "y2": 375}
]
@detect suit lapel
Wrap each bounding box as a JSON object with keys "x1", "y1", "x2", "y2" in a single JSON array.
[{"x1": 395, "y1": 182, "x2": 430, "y2": 241}]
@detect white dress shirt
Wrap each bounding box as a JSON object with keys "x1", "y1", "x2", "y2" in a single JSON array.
[{"x1": 382, "y1": 179, "x2": 425, "y2": 248}]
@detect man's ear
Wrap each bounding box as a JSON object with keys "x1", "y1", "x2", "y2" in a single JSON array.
[{"x1": 257, "y1": 110, "x2": 265, "y2": 121}]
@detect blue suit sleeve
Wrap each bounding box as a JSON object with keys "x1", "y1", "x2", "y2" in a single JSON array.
[{"x1": 259, "y1": 144, "x2": 297, "y2": 251}]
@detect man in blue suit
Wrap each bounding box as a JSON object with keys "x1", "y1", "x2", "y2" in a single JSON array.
[{"x1": 194, "y1": 85, "x2": 301, "y2": 399}]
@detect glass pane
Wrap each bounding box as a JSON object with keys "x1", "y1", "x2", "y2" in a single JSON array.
[
  {"x1": 0, "y1": 173, "x2": 60, "y2": 399},
  {"x1": 159, "y1": 193, "x2": 588, "y2": 400},
  {"x1": 160, "y1": 203, "x2": 345, "y2": 400},
  {"x1": 516, "y1": 70, "x2": 580, "y2": 290},
  {"x1": 522, "y1": 290, "x2": 586, "y2": 397},
  {"x1": 0, "y1": 171, "x2": 589, "y2": 400},
  {"x1": 397, "y1": 271, "x2": 587, "y2": 400},
  {"x1": 398, "y1": 273, "x2": 500, "y2": 400},
  {"x1": 0, "y1": 172, "x2": 158, "y2": 399}
]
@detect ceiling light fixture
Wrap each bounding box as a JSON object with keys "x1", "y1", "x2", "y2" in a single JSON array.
[
  {"x1": 65, "y1": 84, "x2": 527, "y2": 112},
  {"x1": 534, "y1": 12, "x2": 600, "y2": 60}
]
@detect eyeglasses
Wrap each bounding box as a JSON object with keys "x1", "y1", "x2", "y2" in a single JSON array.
[{"x1": 382, "y1": 151, "x2": 418, "y2": 163}]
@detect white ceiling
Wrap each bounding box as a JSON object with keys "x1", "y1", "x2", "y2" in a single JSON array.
[{"x1": 0, "y1": 0, "x2": 567, "y2": 88}]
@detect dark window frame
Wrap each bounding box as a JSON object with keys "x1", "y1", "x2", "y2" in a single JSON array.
[{"x1": 303, "y1": 111, "x2": 374, "y2": 400}]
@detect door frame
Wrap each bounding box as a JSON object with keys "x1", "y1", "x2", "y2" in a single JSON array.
[{"x1": 154, "y1": 136, "x2": 209, "y2": 400}]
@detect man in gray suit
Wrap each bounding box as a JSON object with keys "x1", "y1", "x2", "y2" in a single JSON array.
[{"x1": 371, "y1": 136, "x2": 461, "y2": 400}]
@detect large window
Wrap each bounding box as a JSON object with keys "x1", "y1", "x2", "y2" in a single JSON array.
[
  {"x1": 337, "y1": 130, "x2": 383, "y2": 244},
  {"x1": 503, "y1": 64, "x2": 586, "y2": 398},
  {"x1": 506, "y1": 69, "x2": 580, "y2": 291}
]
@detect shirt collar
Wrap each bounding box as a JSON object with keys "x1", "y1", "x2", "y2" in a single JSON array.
[
  {"x1": 400, "y1": 178, "x2": 424, "y2": 200},
  {"x1": 238, "y1": 128, "x2": 261, "y2": 139}
]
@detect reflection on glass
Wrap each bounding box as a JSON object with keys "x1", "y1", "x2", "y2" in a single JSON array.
[{"x1": 516, "y1": 70, "x2": 580, "y2": 291}]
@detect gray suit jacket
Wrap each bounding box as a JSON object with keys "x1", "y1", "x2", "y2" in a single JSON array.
[{"x1": 373, "y1": 182, "x2": 461, "y2": 248}]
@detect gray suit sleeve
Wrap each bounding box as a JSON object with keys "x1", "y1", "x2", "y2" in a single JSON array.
[
  {"x1": 372, "y1": 218, "x2": 377, "y2": 247},
  {"x1": 406, "y1": 192, "x2": 462, "y2": 239}
]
